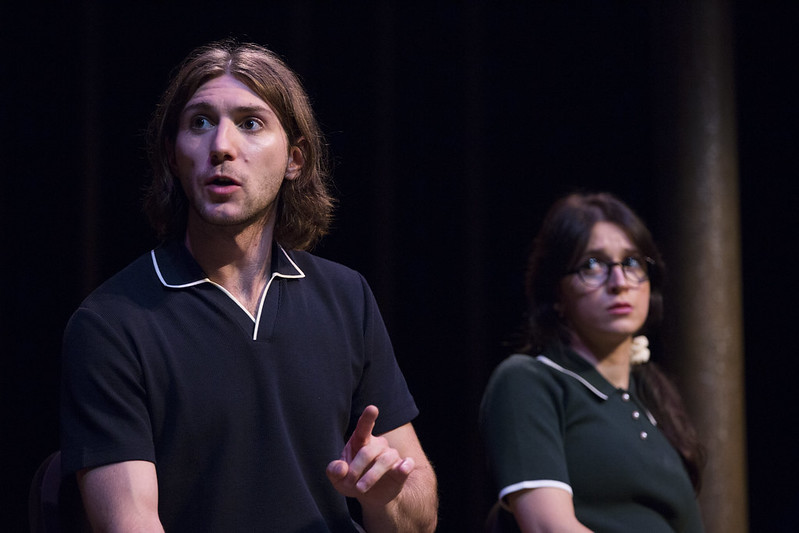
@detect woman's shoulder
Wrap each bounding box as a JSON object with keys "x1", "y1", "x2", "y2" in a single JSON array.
[
  {"x1": 481, "y1": 352, "x2": 568, "y2": 422},
  {"x1": 494, "y1": 352, "x2": 552, "y2": 373},
  {"x1": 487, "y1": 353, "x2": 561, "y2": 391}
]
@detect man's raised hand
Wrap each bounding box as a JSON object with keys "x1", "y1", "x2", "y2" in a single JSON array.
[{"x1": 326, "y1": 405, "x2": 416, "y2": 507}]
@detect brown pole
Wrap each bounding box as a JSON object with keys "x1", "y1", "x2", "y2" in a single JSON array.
[{"x1": 652, "y1": 1, "x2": 748, "y2": 531}]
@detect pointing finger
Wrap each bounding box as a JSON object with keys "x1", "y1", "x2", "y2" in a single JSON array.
[{"x1": 349, "y1": 405, "x2": 379, "y2": 451}]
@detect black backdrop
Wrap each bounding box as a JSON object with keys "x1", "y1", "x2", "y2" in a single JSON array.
[{"x1": 3, "y1": 2, "x2": 798, "y2": 532}]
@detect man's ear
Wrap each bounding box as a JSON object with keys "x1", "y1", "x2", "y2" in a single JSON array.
[{"x1": 285, "y1": 144, "x2": 305, "y2": 180}]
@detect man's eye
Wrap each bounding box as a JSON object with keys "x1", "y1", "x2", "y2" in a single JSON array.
[
  {"x1": 240, "y1": 118, "x2": 262, "y2": 131},
  {"x1": 191, "y1": 116, "x2": 212, "y2": 129}
]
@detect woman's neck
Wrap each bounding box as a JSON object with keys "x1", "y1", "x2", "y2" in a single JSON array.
[{"x1": 568, "y1": 333, "x2": 633, "y2": 390}]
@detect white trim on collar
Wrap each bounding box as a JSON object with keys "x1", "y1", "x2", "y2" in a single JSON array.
[
  {"x1": 537, "y1": 354, "x2": 658, "y2": 426},
  {"x1": 274, "y1": 245, "x2": 305, "y2": 279},
  {"x1": 151, "y1": 249, "x2": 209, "y2": 289},
  {"x1": 151, "y1": 245, "x2": 306, "y2": 288},
  {"x1": 251, "y1": 246, "x2": 304, "y2": 340},
  {"x1": 536, "y1": 355, "x2": 609, "y2": 400},
  {"x1": 151, "y1": 245, "x2": 306, "y2": 341}
]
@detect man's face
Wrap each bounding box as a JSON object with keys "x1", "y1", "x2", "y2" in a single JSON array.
[{"x1": 171, "y1": 74, "x2": 303, "y2": 233}]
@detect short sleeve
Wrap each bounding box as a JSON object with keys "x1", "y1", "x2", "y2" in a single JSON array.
[
  {"x1": 479, "y1": 354, "x2": 572, "y2": 502},
  {"x1": 349, "y1": 274, "x2": 418, "y2": 436},
  {"x1": 60, "y1": 307, "x2": 156, "y2": 475}
]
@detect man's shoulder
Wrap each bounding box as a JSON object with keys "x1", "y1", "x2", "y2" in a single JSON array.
[{"x1": 79, "y1": 250, "x2": 159, "y2": 307}]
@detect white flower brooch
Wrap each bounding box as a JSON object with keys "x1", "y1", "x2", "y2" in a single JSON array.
[{"x1": 630, "y1": 335, "x2": 650, "y2": 365}]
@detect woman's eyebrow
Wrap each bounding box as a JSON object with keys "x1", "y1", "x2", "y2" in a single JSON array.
[{"x1": 580, "y1": 247, "x2": 640, "y2": 257}]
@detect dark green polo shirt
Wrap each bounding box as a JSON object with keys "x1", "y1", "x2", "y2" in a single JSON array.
[{"x1": 480, "y1": 347, "x2": 703, "y2": 532}]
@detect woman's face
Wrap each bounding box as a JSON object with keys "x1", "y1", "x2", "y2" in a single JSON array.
[{"x1": 558, "y1": 221, "x2": 651, "y2": 349}]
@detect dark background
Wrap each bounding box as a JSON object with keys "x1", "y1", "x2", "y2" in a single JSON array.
[{"x1": 3, "y1": 2, "x2": 797, "y2": 531}]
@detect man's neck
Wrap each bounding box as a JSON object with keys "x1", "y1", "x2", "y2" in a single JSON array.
[{"x1": 184, "y1": 220, "x2": 275, "y2": 316}]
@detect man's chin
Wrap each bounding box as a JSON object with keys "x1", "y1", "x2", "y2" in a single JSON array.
[{"x1": 189, "y1": 208, "x2": 274, "y2": 234}]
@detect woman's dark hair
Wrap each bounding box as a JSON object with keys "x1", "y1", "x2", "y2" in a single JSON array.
[
  {"x1": 144, "y1": 39, "x2": 334, "y2": 250},
  {"x1": 520, "y1": 191, "x2": 705, "y2": 491}
]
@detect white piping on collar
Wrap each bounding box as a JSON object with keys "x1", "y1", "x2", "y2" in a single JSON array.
[
  {"x1": 151, "y1": 245, "x2": 306, "y2": 341},
  {"x1": 536, "y1": 355, "x2": 609, "y2": 400},
  {"x1": 536, "y1": 354, "x2": 658, "y2": 426},
  {"x1": 151, "y1": 250, "x2": 208, "y2": 289},
  {"x1": 250, "y1": 247, "x2": 305, "y2": 340},
  {"x1": 274, "y1": 245, "x2": 305, "y2": 280}
]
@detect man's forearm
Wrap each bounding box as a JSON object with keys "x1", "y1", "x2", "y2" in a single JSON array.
[
  {"x1": 360, "y1": 463, "x2": 438, "y2": 533},
  {"x1": 78, "y1": 461, "x2": 165, "y2": 533}
]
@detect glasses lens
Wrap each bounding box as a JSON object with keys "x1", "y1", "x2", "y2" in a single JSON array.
[
  {"x1": 574, "y1": 256, "x2": 652, "y2": 287},
  {"x1": 578, "y1": 258, "x2": 607, "y2": 287},
  {"x1": 622, "y1": 256, "x2": 649, "y2": 283}
]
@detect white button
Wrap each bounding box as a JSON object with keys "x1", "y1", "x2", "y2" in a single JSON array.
[
  {"x1": 640, "y1": 431, "x2": 648, "y2": 440},
  {"x1": 622, "y1": 392, "x2": 631, "y2": 401},
  {"x1": 632, "y1": 411, "x2": 641, "y2": 420}
]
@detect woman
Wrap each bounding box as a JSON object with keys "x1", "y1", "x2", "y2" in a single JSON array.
[{"x1": 480, "y1": 192, "x2": 705, "y2": 532}]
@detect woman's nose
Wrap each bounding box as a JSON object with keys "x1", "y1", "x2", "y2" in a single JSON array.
[{"x1": 606, "y1": 264, "x2": 629, "y2": 290}]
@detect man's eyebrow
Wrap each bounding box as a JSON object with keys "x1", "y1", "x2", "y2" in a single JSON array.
[{"x1": 181, "y1": 101, "x2": 277, "y2": 117}]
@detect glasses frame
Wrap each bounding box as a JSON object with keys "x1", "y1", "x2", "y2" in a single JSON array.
[{"x1": 567, "y1": 256, "x2": 655, "y2": 288}]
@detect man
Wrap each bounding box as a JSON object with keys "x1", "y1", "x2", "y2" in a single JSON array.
[{"x1": 60, "y1": 39, "x2": 438, "y2": 532}]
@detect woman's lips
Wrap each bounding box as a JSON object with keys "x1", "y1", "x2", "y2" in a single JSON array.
[{"x1": 607, "y1": 302, "x2": 633, "y2": 314}]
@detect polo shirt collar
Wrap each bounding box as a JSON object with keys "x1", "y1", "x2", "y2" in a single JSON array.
[
  {"x1": 536, "y1": 345, "x2": 622, "y2": 401},
  {"x1": 151, "y1": 239, "x2": 305, "y2": 289}
]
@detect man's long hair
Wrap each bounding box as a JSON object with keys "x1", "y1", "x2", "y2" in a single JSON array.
[{"x1": 144, "y1": 39, "x2": 334, "y2": 250}]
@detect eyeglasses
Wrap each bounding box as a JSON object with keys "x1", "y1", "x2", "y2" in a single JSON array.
[{"x1": 567, "y1": 256, "x2": 654, "y2": 288}]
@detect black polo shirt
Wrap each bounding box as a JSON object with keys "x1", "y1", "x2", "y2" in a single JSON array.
[{"x1": 61, "y1": 240, "x2": 418, "y2": 532}]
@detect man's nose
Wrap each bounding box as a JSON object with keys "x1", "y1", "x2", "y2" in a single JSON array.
[{"x1": 210, "y1": 121, "x2": 237, "y2": 164}]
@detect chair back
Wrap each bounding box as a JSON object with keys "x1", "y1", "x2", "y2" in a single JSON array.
[
  {"x1": 485, "y1": 501, "x2": 521, "y2": 533},
  {"x1": 29, "y1": 451, "x2": 89, "y2": 533}
]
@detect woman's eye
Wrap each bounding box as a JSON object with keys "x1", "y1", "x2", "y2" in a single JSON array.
[
  {"x1": 623, "y1": 256, "x2": 642, "y2": 268},
  {"x1": 582, "y1": 257, "x2": 604, "y2": 272}
]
